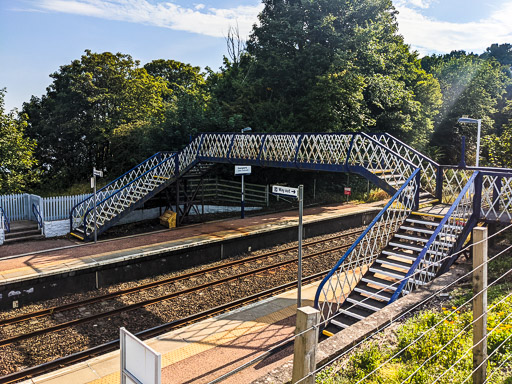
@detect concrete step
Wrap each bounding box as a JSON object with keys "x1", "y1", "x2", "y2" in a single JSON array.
[{"x1": 4, "y1": 233, "x2": 44, "y2": 244}]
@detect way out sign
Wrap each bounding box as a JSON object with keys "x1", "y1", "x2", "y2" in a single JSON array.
[
  {"x1": 234, "y1": 165, "x2": 251, "y2": 176},
  {"x1": 344, "y1": 187, "x2": 352, "y2": 196},
  {"x1": 272, "y1": 185, "x2": 299, "y2": 199}
]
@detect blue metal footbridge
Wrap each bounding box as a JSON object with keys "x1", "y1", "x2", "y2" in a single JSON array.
[{"x1": 69, "y1": 132, "x2": 512, "y2": 330}]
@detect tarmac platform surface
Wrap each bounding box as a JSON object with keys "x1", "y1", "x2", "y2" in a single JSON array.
[
  {"x1": 0, "y1": 202, "x2": 383, "y2": 384},
  {"x1": 0, "y1": 202, "x2": 381, "y2": 286}
]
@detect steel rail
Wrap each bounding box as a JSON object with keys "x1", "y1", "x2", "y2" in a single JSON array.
[
  {"x1": 0, "y1": 228, "x2": 364, "y2": 327},
  {"x1": 0, "y1": 236, "x2": 361, "y2": 346},
  {"x1": 0, "y1": 269, "x2": 328, "y2": 384}
]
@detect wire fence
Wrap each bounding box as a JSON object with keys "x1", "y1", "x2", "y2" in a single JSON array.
[{"x1": 204, "y1": 223, "x2": 512, "y2": 384}]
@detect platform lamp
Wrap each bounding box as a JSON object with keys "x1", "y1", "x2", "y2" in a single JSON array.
[
  {"x1": 458, "y1": 116, "x2": 482, "y2": 167},
  {"x1": 240, "y1": 127, "x2": 252, "y2": 218}
]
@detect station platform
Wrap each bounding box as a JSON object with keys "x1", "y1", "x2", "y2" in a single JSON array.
[
  {"x1": 20, "y1": 280, "x2": 330, "y2": 384},
  {"x1": 0, "y1": 202, "x2": 382, "y2": 384},
  {"x1": 0, "y1": 202, "x2": 380, "y2": 291}
]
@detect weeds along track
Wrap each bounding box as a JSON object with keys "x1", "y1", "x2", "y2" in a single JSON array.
[{"x1": 0, "y1": 226, "x2": 367, "y2": 382}]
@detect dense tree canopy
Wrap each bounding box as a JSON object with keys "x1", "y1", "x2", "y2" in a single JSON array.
[
  {"x1": 22, "y1": 51, "x2": 168, "y2": 186},
  {"x1": 208, "y1": 0, "x2": 441, "y2": 149},
  {"x1": 0, "y1": 89, "x2": 38, "y2": 193},
  {"x1": 4, "y1": 1, "x2": 512, "y2": 193},
  {"x1": 424, "y1": 51, "x2": 511, "y2": 164}
]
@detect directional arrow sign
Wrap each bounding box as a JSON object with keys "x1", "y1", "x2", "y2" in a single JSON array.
[{"x1": 272, "y1": 185, "x2": 299, "y2": 198}]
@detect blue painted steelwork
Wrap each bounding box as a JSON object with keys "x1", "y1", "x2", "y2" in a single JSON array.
[
  {"x1": 32, "y1": 203, "x2": 43, "y2": 233},
  {"x1": 68, "y1": 132, "x2": 431, "y2": 241},
  {"x1": 314, "y1": 168, "x2": 420, "y2": 320},
  {"x1": 389, "y1": 172, "x2": 480, "y2": 303},
  {"x1": 0, "y1": 207, "x2": 10, "y2": 233}
]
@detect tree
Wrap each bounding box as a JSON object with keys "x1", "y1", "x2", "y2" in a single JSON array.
[
  {"x1": 0, "y1": 89, "x2": 38, "y2": 193},
  {"x1": 426, "y1": 53, "x2": 510, "y2": 164},
  {"x1": 23, "y1": 51, "x2": 167, "y2": 186},
  {"x1": 211, "y1": 0, "x2": 441, "y2": 148}
]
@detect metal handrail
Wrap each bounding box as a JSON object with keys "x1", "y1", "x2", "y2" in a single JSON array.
[
  {"x1": 373, "y1": 133, "x2": 440, "y2": 167},
  {"x1": 69, "y1": 152, "x2": 165, "y2": 222},
  {"x1": 389, "y1": 171, "x2": 480, "y2": 302},
  {"x1": 32, "y1": 203, "x2": 44, "y2": 234},
  {"x1": 81, "y1": 153, "x2": 180, "y2": 235},
  {"x1": 314, "y1": 168, "x2": 421, "y2": 311},
  {"x1": 0, "y1": 207, "x2": 10, "y2": 233}
]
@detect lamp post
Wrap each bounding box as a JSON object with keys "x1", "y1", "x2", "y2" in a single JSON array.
[{"x1": 458, "y1": 117, "x2": 482, "y2": 167}]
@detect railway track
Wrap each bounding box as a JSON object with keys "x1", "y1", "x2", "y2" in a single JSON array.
[{"x1": 0, "y1": 227, "x2": 366, "y2": 383}]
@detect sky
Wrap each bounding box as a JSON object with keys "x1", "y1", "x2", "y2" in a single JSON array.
[{"x1": 1, "y1": 0, "x2": 512, "y2": 112}]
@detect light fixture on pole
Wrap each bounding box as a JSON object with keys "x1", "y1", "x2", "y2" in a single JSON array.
[{"x1": 458, "y1": 116, "x2": 482, "y2": 167}]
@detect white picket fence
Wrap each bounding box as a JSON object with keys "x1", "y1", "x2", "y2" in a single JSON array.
[
  {"x1": 0, "y1": 192, "x2": 112, "y2": 222},
  {"x1": 0, "y1": 178, "x2": 268, "y2": 224}
]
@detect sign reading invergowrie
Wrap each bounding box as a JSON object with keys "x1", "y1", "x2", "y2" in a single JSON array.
[
  {"x1": 272, "y1": 185, "x2": 299, "y2": 198},
  {"x1": 234, "y1": 165, "x2": 252, "y2": 176}
]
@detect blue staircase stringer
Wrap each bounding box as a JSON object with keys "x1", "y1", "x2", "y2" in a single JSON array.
[
  {"x1": 313, "y1": 168, "x2": 421, "y2": 325},
  {"x1": 389, "y1": 171, "x2": 481, "y2": 303}
]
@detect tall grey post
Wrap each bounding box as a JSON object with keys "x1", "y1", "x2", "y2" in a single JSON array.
[
  {"x1": 93, "y1": 169, "x2": 98, "y2": 243},
  {"x1": 473, "y1": 227, "x2": 488, "y2": 384},
  {"x1": 297, "y1": 184, "x2": 304, "y2": 308}
]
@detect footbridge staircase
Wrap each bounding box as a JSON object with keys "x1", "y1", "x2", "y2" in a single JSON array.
[{"x1": 69, "y1": 132, "x2": 512, "y2": 332}]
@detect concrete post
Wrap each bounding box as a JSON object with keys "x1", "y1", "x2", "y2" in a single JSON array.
[
  {"x1": 473, "y1": 227, "x2": 488, "y2": 384},
  {"x1": 292, "y1": 306, "x2": 320, "y2": 384}
]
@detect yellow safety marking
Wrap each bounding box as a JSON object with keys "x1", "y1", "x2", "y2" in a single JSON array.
[
  {"x1": 70, "y1": 232, "x2": 84, "y2": 241},
  {"x1": 90, "y1": 305, "x2": 297, "y2": 384},
  {"x1": 411, "y1": 211, "x2": 445, "y2": 219},
  {"x1": 371, "y1": 169, "x2": 392, "y2": 174},
  {"x1": 323, "y1": 330, "x2": 334, "y2": 337},
  {"x1": 418, "y1": 199, "x2": 439, "y2": 208},
  {"x1": 153, "y1": 175, "x2": 169, "y2": 180}
]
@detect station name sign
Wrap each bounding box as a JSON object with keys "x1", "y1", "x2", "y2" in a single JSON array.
[
  {"x1": 272, "y1": 185, "x2": 299, "y2": 198},
  {"x1": 234, "y1": 165, "x2": 252, "y2": 176}
]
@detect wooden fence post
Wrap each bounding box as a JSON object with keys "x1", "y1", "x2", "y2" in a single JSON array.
[
  {"x1": 292, "y1": 306, "x2": 320, "y2": 384},
  {"x1": 473, "y1": 226, "x2": 488, "y2": 384}
]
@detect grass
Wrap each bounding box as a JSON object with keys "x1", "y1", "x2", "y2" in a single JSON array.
[{"x1": 317, "y1": 235, "x2": 512, "y2": 384}]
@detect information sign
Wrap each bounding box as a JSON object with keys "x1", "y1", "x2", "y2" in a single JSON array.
[
  {"x1": 272, "y1": 185, "x2": 299, "y2": 198},
  {"x1": 344, "y1": 187, "x2": 352, "y2": 196},
  {"x1": 234, "y1": 165, "x2": 252, "y2": 176},
  {"x1": 121, "y1": 327, "x2": 161, "y2": 384}
]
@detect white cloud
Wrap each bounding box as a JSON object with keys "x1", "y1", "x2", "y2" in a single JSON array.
[
  {"x1": 398, "y1": 0, "x2": 436, "y2": 9},
  {"x1": 395, "y1": 1, "x2": 512, "y2": 55},
  {"x1": 31, "y1": 0, "x2": 263, "y2": 38}
]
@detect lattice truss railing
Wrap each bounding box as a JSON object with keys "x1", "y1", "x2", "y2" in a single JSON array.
[
  {"x1": 441, "y1": 167, "x2": 474, "y2": 205},
  {"x1": 349, "y1": 134, "x2": 416, "y2": 188},
  {"x1": 71, "y1": 132, "x2": 423, "y2": 236},
  {"x1": 71, "y1": 152, "x2": 177, "y2": 235},
  {"x1": 199, "y1": 133, "x2": 415, "y2": 189},
  {"x1": 372, "y1": 134, "x2": 438, "y2": 196},
  {"x1": 392, "y1": 172, "x2": 478, "y2": 302},
  {"x1": 314, "y1": 169, "x2": 420, "y2": 323},
  {"x1": 481, "y1": 172, "x2": 512, "y2": 222}
]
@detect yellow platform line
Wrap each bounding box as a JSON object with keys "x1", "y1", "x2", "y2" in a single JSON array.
[
  {"x1": 90, "y1": 305, "x2": 297, "y2": 384},
  {"x1": 411, "y1": 211, "x2": 445, "y2": 219}
]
